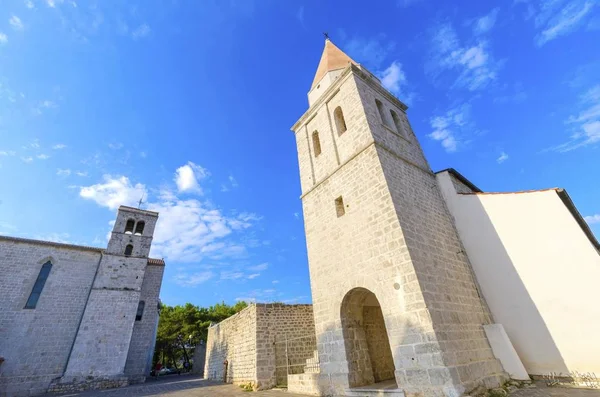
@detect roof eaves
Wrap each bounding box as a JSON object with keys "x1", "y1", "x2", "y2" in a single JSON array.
[
  {"x1": 0, "y1": 235, "x2": 104, "y2": 252},
  {"x1": 435, "y1": 168, "x2": 483, "y2": 193},
  {"x1": 556, "y1": 189, "x2": 600, "y2": 251}
]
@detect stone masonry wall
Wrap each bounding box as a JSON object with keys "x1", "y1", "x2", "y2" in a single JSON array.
[
  {"x1": 255, "y1": 304, "x2": 315, "y2": 389},
  {"x1": 292, "y1": 65, "x2": 506, "y2": 396},
  {"x1": 364, "y1": 305, "x2": 395, "y2": 383},
  {"x1": 205, "y1": 304, "x2": 258, "y2": 385},
  {"x1": 124, "y1": 263, "x2": 165, "y2": 379},
  {"x1": 0, "y1": 239, "x2": 100, "y2": 397}
]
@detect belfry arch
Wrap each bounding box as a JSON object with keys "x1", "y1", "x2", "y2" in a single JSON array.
[{"x1": 341, "y1": 288, "x2": 396, "y2": 388}]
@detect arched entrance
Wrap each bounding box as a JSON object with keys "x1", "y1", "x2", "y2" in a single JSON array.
[{"x1": 341, "y1": 288, "x2": 396, "y2": 388}]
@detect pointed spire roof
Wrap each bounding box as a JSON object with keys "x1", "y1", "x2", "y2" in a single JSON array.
[{"x1": 311, "y1": 39, "x2": 357, "y2": 90}]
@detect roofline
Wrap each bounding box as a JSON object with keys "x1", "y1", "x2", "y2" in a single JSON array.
[
  {"x1": 459, "y1": 188, "x2": 559, "y2": 196},
  {"x1": 556, "y1": 189, "x2": 600, "y2": 251},
  {"x1": 435, "y1": 168, "x2": 483, "y2": 193},
  {"x1": 0, "y1": 235, "x2": 104, "y2": 252},
  {"x1": 0, "y1": 235, "x2": 167, "y2": 265},
  {"x1": 119, "y1": 205, "x2": 159, "y2": 217}
]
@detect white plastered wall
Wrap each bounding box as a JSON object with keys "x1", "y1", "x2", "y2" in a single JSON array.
[{"x1": 437, "y1": 171, "x2": 600, "y2": 375}]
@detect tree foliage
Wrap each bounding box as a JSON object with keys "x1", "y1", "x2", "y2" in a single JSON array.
[{"x1": 153, "y1": 301, "x2": 248, "y2": 369}]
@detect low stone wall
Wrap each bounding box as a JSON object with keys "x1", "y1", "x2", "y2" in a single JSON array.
[
  {"x1": 205, "y1": 305, "x2": 258, "y2": 386},
  {"x1": 47, "y1": 376, "x2": 129, "y2": 394},
  {"x1": 204, "y1": 303, "x2": 316, "y2": 390},
  {"x1": 287, "y1": 373, "x2": 321, "y2": 396}
]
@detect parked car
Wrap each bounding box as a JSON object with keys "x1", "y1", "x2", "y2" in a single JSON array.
[{"x1": 159, "y1": 367, "x2": 180, "y2": 376}]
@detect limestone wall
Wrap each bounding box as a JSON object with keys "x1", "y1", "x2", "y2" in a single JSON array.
[
  {"x1": 124, "y1": 263, "x2": 165, "y2": 379},
  {"x1": 255, "y1": 304, "x2": 315, "y2": 388},
  {"x1": 0, "y1": 239, "x2": 100, "y2": 397},
  {"x1": 205, "y1": 304, "x2": 258, "y2": 385},
  {"x1": 204, "y1": 303, "x2": 316, "y2": 390}
]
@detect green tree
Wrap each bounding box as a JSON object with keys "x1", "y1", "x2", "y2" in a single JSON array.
[{"x1": 153, "y1": 301, "x2": 248, "y2": 370}]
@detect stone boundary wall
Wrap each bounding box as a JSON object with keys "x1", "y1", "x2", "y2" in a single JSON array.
[
  {"x1": 205, "y1": 304, "x2": 258, "y2": 386},
  {"x1": 204, "y1": 303, "x2": 316, "y2": 390}
]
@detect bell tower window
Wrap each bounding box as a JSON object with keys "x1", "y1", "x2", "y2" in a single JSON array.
[
  {"x1": 124, "y1": 244, "x2": 133, "y2": 256},
  {"x1": 134, "y1": 221, "x2": 145, "y2": 236},
  {"x1": 312, "y1": 131, "x2": 322, "y2": 157},
  {"x1": 124, "y1": 219, "x2": 135, "y2": 234},
  {"x1": 334, "y1": 106, "x2": 347, "y2": 135}
]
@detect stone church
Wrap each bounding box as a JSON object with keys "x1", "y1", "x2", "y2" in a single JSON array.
[
  {"x1": 0, "y1": 206, "x2": 165, "y2": 397},
  {"x1": 205, "y1": 40, "x2": 600, "y2": 397}
]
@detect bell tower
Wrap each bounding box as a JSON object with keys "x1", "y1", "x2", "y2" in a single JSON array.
[
  {"x1": 291, "y1": 40, "x2": 506, "y2": 396},
  {"x1": 64, "y1": 206, "x2": 159, "y2": 379}
]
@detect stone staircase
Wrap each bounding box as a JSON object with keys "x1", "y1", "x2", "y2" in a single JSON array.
[{"x1": 304, "y1": 350, "x2": 320, "y2": 373}]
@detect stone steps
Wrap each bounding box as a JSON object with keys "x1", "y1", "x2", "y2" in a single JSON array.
[{"x1": 344, "y1": 387, "x2": 406, "y2": 397}]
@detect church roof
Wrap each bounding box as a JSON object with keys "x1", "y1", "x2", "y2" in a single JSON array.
[
  {"x1": 311, "y1": 39, "x2": 357, "y2": 90},
  {"x1": 0, "y1": 235, "x2": 166, "y2": 265}
]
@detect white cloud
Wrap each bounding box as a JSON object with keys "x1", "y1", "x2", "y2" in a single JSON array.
[
  {"x1": 294, "y1": 212, "x2": 300, "y2": 220},
  {"x1": 52, "y1": 143, "x2": 67, "y2": 149},
  {"x1": 547, "y1": 85, "x2": 600, "y2": 152},
  {"x1": 220, "y1": 271, "x2": 245, "y2": 280},
  {"x1": 75, "y1": 171, "x2": 88, "y2": 177},
  {"x1": 378, "y1": 61, "x2": 415, "y2": 104},
  {"x1": 139, "y1": 151, "x2": 147, "y2": 158},
  {"x1": 497, "y1": 152, "x2": 509, "y2": 164},
  {"x1": 229, "y1": 175, "x2": 238, "y2": 188},
  {"x1": 343, "y1": 34, "x2": 396, "y2": 69},
  {"x1": 80, "y1": 175, "x2": 146, "y2": 210},
  {"x1": 428, "y1": 104, "x2": 473, "y2": 152},
  {"x1": 37, "y1": 154, "x2": 50, "y2": 160},
  {"x1": 272, "y1": 280, "x2": 279, "y2": 284},
  {"x1": 534, "y1": 0, "x2": 596, "y2": 46},
  {"x1": 296, "y1": 6, "x2": 304, "y2": 24},
  {"x1": 0, "y1": 150, "x2": 16, "y2": 156},
  {"x1": 21, "y1": 156, "x2": 33, "y2": 163},
  {"x1": 235, "y1": 288, "x2": 278, "y2": 303},
  {"x1": 248, "y1": 262, "x2": 268, "y2": 272},
  {"x1": 247, "y1": 273, "x2": 260, "y2": 279},
  {"x1": 0, "y1": 33, "x2": 7, "y2": 44},
  {"x1": 474, "y1": 8, "x2": 500, "y2": 35},
  {"x1": 173, "y1": 271, "x2": 214, "y2": 287},
  {"x1": 585, "y1": 214, "x2": 600, "y2": 224},
  {"x1": 108, "y1": 142, "x2": 123, "y2": 150},
  {"x1": 132, "y1": 23, "x2": 150, "y2": 40},
  {"x1": 57, "y1": 168, "x2": 71, "y2": 176},
  {"x1": 428, "y1": 22, "x2": 500, "y2": 91},
  {"x1": 175, "y1": 161, "x2": 209, "y2": 194},
  {"x1": 25, "y1": 0, "x2": 34, "y2": 9},
  {"x1": 9, "y1": 16, "x2": 24, "y2": 31}
]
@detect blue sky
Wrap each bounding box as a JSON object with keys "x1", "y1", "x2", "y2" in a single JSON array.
[{"x1": 0, "y1": 0, "x2": 599, "y2": 307}]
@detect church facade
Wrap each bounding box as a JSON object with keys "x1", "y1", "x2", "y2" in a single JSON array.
[{"x1": 0, "y1": 206, "x2": 165, "y2": 397}]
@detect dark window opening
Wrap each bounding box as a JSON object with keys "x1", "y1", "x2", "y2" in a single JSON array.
[
  {"x1": 124, "y1": 244, "x2": 133, "y2": 256},
  {"x1": 125, "y1": 219, "x2": 135, "y2": 234},
  {"x1": 390, "y1": 110, "x2": 405, "y2": 138},
  {"x1": 134, "y1": 221, "x2": 145, "y2": 236},
  {"x1": 376, "y1": 99, "x2": 394, "y2": 130},
  {"x1": 312, "y1": 131, "x2": 322, "y2": 157},
  {"x1": 334, "y1": 106, "x2": 347, "y2": 135},
  {"x1": 25, "y1": 261, "x2": 52, "y2": 309},
  {"x1": 136, "y1": 301, "x2": 145, "y2": 321},
  {"x1": 335, "y1": 196, "x2": 345, "y2": 217}
]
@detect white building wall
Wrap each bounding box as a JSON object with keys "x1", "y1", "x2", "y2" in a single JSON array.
[{"x1": 437, "y1": 171, "x2": 600, "y2": 375}]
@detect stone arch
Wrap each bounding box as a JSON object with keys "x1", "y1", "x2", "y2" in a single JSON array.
[{"x1": 341, "y1": 287, "x2": 396, "y2": 388}]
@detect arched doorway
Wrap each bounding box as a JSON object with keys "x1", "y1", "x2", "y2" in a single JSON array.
[{"x1": 341, "y1": 288, "x2": 396, "y2": 388}]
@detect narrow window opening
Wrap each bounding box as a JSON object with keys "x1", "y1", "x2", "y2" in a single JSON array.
[
  {"x1": 375, "y1": 99, "x2": 393, "y2": 130},
  {"x1": 335, "y1": 196, "x2": 345, "y2": 217},
  {"x1": 334, "y1": 106, "x2": 347, "y2": 135},
  {"x1": 312, "y1": 131, "x2": 322, "y2": 157},
  {"x1": 134, "y1": 221, "x2": 145, "y2": 236},
  {"x1": 25, "y1": 261, "x2": 52, "y2": 309},
  {"x1": 124, "y1": 219, "x2": 135, "y2": 234},
  {"x1": 136, "y1": 301, "x2": 145, "y2": 321},
  {"x1": 390, "y1": 110, "x2": 405, "y2": 137},
  {"x1": 124, "y1": 244, "x2": 133, "y2": 256}
]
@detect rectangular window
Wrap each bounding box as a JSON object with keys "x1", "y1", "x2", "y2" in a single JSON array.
[
  {"x1": 335, "y1": 196, "x2": 345, "y2": 217},
  {"x1": 25, "y1": 261, "x2": 52, "y2": 309},
  {"x1": 136, "y1": 301, "x2": 145, "y2": 321},
  {"x1": 312, "y1": 131, "x2": 322, "y2": 157}
]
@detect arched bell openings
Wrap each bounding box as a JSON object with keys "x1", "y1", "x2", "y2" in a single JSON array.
[
  {"x1": 124, "y1": 219, "x2": 135, "y2": 234},
  {"x1": 134, "y1": 221, "x2": 145, "y2": 236}
]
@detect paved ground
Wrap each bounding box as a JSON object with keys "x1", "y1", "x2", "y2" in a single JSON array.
[
  {"x1": 48, "y1": 375, "x2": 600, "y2": 397},
  {"x1": 49, "y1": 375, "x2": 303, "y2": 397}
]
